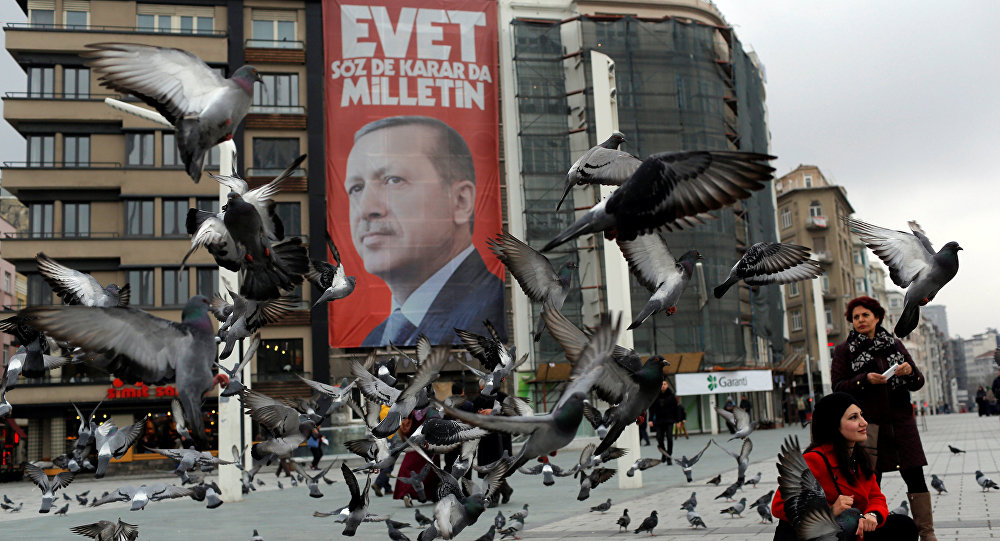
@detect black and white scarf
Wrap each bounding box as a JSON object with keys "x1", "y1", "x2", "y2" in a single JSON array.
[{"x1": 846, "y1": 326, "x2": 908, "y2": 391}]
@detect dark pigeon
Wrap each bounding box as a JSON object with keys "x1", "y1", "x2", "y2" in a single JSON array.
[
  {"x1": 633, "y1": 510, "x2": 658, "y2": 535},
  {"x1": 930, "y1": 475, "x2": 947, "y2": 494},
  {"x1": 589, "y1": 498, "x2": 612, "y2": 513},
  {"x1": 777, "y1": 435, "x2": 862, "y2": 541},
  {"x1": 948, "y1": 445, "x2": 965, "y2": 454},
  {"x1": 713, "y1": 242, "x2": 823, "y2": 298},
  {"x1": 69, "y1": 518, "x2": 138, "y2": 541},
  {"x1": 707, "y1": 474, "x2": 722, "y2": 486},
  {"x1": 616, "y1": 508, "x2": 630, "y2": 531}
]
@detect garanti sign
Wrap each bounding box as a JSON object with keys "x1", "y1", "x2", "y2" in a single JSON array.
[{"x1": 675, "y1": 370, "x2": 774, "y2": 396}]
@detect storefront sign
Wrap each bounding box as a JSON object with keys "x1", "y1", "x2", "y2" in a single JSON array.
[
  {"x1": 675, "y1": 370, "x2": 773, "y2": 396},
  {"x1": 106, "y1": 378, "x2": 178, "y2": 400}
]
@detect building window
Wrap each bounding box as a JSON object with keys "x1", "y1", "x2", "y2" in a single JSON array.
[
  {"x1": 27, "y1": 66, "x2": 54, "y2": 97},
  {"x1": 274, "y1": 202, "x2": 301, "y2": 236},
  {"x1": 812, "y1": 236, "x2": 827, "y2": 253},
  {"x1": 780, "y1": 207, "x2": 791, "y2": 229},
  {"x1": 29, "y1": 202, "x2": 54, "y2": 238},
  {"x1": 196, "y1": 268, "x2": 218, "y2": 299},
  {"x1": 825, "y1": 306, "x2": 833, "y2": 328},
  {"x1": 63, "y1": 67, "x2": 89, "y2": 99},
  {"x1": 3, "y1": 272, "x2": 10, "y2": 294},
  {"x1": 125, "y1": 199, "x2": 154, "y2": 236},
  {"x1": 253, "y1": 73, "x2": 299, "y2": 110},
  {"x1": 126, "y1": 269, "x2": 154, "y2": 306},
  {"x1": 126, "y1": 132, "x2": 155, "y2": 166},
  {"x1": 162, "y1": 198, "x2": 187, "y2": 237},
  {"x1": 258, "y1": 338, "x2": 304, "y2": 377},
  {"x1": 790, "y1": 310, "x2": 803, "y2": 331},
  {"x1": 137, "y1": 9, "x2": 213, "y2": 34},
  {"x1": 252, "y1": 138, "x2": 299, "y2": 175},
  {"x1": 809, "y1": 201, "x2": 823, "y2": 218},
  {"x1": 196, "y1": 198, "x2": 219, "y2": 214},
  {"x1": 28, "y1": 5, "x2": 54, "y2": 26},
  {"x1": 63, "y1": 202, "x2": 90, "y2": 238},
  {"x1": 787, "y1": 281, "x2": 799, "y2": 298},
  {"x1": 27, "y1": 134, "x2": 55, "y2": 166},
  {"x1": 855, "y1": 278, "x2": 866, "y2": 294},
  {"x1": 853, "y1": 249, "x2": 863, "y2": 265},
  {"x1": 821, "y1": 275, "x2": 830, "y2": 293},
  {"x1": 804, "y1": 174, "x2": 813, "y2": 188},
  {"x1": 63, "y1": 135, "x2": 90, "y2": 167},
  {"x1": 162, "y1": 269, "x2": 189, "y2": 306},
  {"x1": 27, "y1": 274, "x2": 53, "y2": 305},
  {"x1": 251, "y1": 11, "x2": 297, "y2": 48},
  {"x1": 64, "y1": 9, "x2": 88, "y2": 28},
  {"x1": 162, "y1": 132, "x2": 183, "y2": 168}
]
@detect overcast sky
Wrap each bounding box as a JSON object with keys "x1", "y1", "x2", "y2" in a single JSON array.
[{"x1": 0, "y1": 1, "x2": 996, "y2": 338}]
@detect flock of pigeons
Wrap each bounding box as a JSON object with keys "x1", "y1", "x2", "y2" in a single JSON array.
[{"x1": 0, "y1": 38, "x2": 967, "y2": 541}]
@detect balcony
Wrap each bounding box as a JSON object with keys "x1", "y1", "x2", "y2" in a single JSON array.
[
  {"x1": 0, "y1": 232, "x2": 212, "y2": 266},
  {"x1": 0, "y1": 164, "x2": 219, "y2": 197},
  {"x1": 246, "y1": 105, "x2": 307, "y2": 130},
  {"x1": 813, "y1": 251, "x2": 833, "y2": 265},
  {"x1": 822, "y1": 288, "x2": 837, "y2": 301},
  {"x1": 806, "y1": 215, "x2": 828, "y2": 230},
  {"x1": 246, "y1": 167, "x2": 307, "y2": 192},
  {"x1": 4, "y1": 23, "x2": 227, "y2": 63},
  {"x1": 244, "y1": 39, "x2": 305, "y2": 64}
]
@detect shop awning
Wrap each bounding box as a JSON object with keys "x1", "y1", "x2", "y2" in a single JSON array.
[
  {"x1": 662, "y1": 352, "x2": 705, "y2": 375},
  {"x1": 775, "y1": 352, "x2": 806, "y2": 375},
  {"x1": 526, "y1": 362, "x2": 573, "y2": 383}
]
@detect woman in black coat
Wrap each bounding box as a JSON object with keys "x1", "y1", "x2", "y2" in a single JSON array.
[{"x1": 831, "y1": 296, "x2": 935, "y2": 541}]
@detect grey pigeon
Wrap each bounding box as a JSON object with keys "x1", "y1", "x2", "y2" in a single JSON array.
[
  {"x1": 687, "y1": 510, "x2": 707, "y2": 529},
  {"x1": 542, "y1": 151, "x2": 775, "y2": 252},
  {"x1": 433, "y1": 462, "x2": 509, "y2": 540},
  {"x1": 191, "y1": 482, "x2": 224, "y2": 509},
  {"x1": 518, "y1": 460, "x2": 571, "y2": 487},
  {"x1": 590, "y1": 498, "x2": 612, "y2": 513},
  {"x1": 577, "y1": 468, "x2": 616, "y2": 501},
  {"x1": 494, "y1": 510, "x2": 505, "y2": 530},
  {"x1": 341, "y1": 462, "x2": 372, "y2": 536},
  {"x1": 508, "y1": 504, "x2": 529, "y2": 522},
  {"x1": 417, "y1": 525, "x2": 440, "y2": 541},
  {"x1": 618, "y1": 234, "x2": 701, "y2": 329},
  {"x1": 777, "y1": 435, "x2": 862, "y2": 541},
  {"x1": 720, "y1": 497, "x2": 747, "y2": 518},
  {"x1": 440, "y1": 315, "x2": 621, "y2": 473},
  {"x1": 848, "y1": 219, "x2": 961, "y2": 338},
  {"x1": 93, "y1": 418, "x2": 147, "y2": 478},
  {"x1": 890, "y1": 499, "x2": 909, "y2": 516},
  {"x1": 744, "y1": 471, "x2": 762, "y2": 488},
  {"x1": 488, "y1": 231, "x2": 576, "y2": 342},
  {"x1": 70, "y1": 518, "x2": 138, "y2": 541},
  {"x1": 976, "y1": 471, "x2": 999, "y2": 491},
  {"x1": 714, "y1": 482, "x2": 741, "y2": 502},
  {"x1": 69, "y1": 402, "x2": 102, "y2": 472},
  {"x1": 633, "y1": 510, "x2": 658, "y2": 535},
  {"x1": 387, "y1": 519, "x2": 412, "y2": 541},
  {"x1": 294, "y1": 461, "x2": 337, "y2": 498},
  {"x1": 662, "y1": 440, "x2": 713, "y2": 483},
  {"x1": 307, "y1": 235, "x2": 356, "y2": 308},
  {"x1": 931, "y1": 474, "x2": 947, "y2": 494},
  {"x1": 37, "y1": 252, "x2": 130, "y2": 307},
  {"x1": 90, "y1": 483, "x2": 192, "y2": 511},
  {"x1": 713, "y1": 242, "x2": 823, "y2": 298},
  {"x1": 714, "y1": 438, "x2": 753, "y2": 484},
  {"x1": 357, "y1": 345, "x2": 450, "y2": 439},
  {"x1": 0, "y1": 370, "x2": 11, "y2": 420},
  {"x1": 416, "y1": 509, "x2": 434, "y2": 527},
  {"x1": 209, "y1": 286, "x2": 297, "y2": 360},
  {"x1": 2, "y1": 340, "x2": 70, "y2": 387},
  {"x1": 146, "y1": 446, "x2": 232, "y2": 478},
  {"x1": 756, "y1": 502, "x2": 773, "y2": 523},
  {"x1": 84, "y1": 43, "x2": 263, "y2": 182},
  {"x1": 454, "y1": 333, "x2": 526, "y2": 397},
  {"x1": 707, "y1": 474, "x2": 722, "y2": 486},
  {"x1": 680, "y1": 492, "x2": 697, "y2": 511},
  {"x1": 23, "y1": 296, "x2": 224, "y2": 447},
  {"x1": 63, "y1": 493, "x2": 72, "y2": 501},
  {"x1": 75, "y1": 492, "x2": 90, "y2": 506},
  {"x1": 582, "y1": 402, "x2": 613, "y2": 439},
  {"x1": 54, "y1": 502, "x2": 70, "y2": 515},
  {"x1": 715, "y1": 406, "x2": 756, "y2": 441},
  {"x1": 243, "y1": 389, "x2": 321, "y2": 462},
  {"x1": 251, "y1": 530, "x2": 264, "y2": 541},
  {"x1": 626, "y1": 458, "x2": 662, "y2": 477},
  {"x1": 213, "y1": 334, "x2": 261, "y2": 398},
  {"x1": 498, "y1": 515, "x2": 523, "y2": 540},
  {"x1": 474, "y1": 525, "x2": 497, "y2": 541},
  {"x1": 396, "y1": 464, "x2": 432, "y2": 502},
  {"x1": 557, "y1": 131, "x2": 641, "y2": 211},
  {"x1": 312, "y1": 505, "x2": 387, "y2": 524},
  {"x1": 749, "y1": 490, "x2": 775, "y2": 510},
  {"x1": 948, "y1": 445, "x2": 965, "y2": 454},
  {"x1": 616, "y1": 508, "x2": 630, "y2": 531},
  {"x1": 2, "y1": 500, "x2": 23, "y2": 512}
]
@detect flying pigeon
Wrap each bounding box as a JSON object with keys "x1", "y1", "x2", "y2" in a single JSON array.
[
  {"x1": 340, "y1": 462, "x2": 373, "y2": 536},
  {"x1": 976, "y1": 471, "x2": 999, "y2": 491},
  {"x1": 487, "y1": 231, "x2": 576, "y2": 342},
  {"x1": 243, "y1": 389, "x2": 321, "y2": 462},
  {"x1": 396, "y1": 464, "x2": 432, "y2": 502},
  {"x1": 715, "y1": 481, "x2": 742, "y2": 502},
  {"x1": 312, "y1": 505, "x2": 387, "y2": 524},
  {"x1": 307, "y1": 235, "x2": 356, "y2": 308},
  {"x1": 617, "y1": 234, "x2": 702, "y2": 329},
  {"x1": 582, "y1": 402, "x2": 614, "y2": 439},
  {"x1": 69, "y1": 402, "x2": 102, "y2": 472},
  {"x1": 777, "y1": 435, "x2": 863, "y2": 541},
  {"x1": 84, "y1": 43, "x2": 263, "y2": 182},
  {"x1": 189, "y1": 481, "x2": 224, "y2": 509},
  {"x1": 948, "y1": 445, "x2": 965, "y2": 454},
  {"x1": 633, "y1": 510, "x2": 658, "y2": 536},
  {"x1": 225, "y1": 192, "x2": 309, "y2": 301},
  {"x1": 209, "y1": 286, "x2": 297, "y2": 360},
  {"x1": 661, "y1": 440, "x2": 712, "y2": 483},
  {"x1": 356, "y1": 345, "x2": 450, "y2": 439},
  {"x1": 0, "y1": 371, "x2": 11, "y2": 420},
  {"x1": 744, "y1": 471, "x2": 762, "y2": 488},
  {"x1": 298, "y1": 374, "x2": 357, "y2": 414},
  {"x1": 590, "y1": 498, "x2": 613, "y2": 513},
  {"x1": 21, "y1": 296, "x2": 225, "y2": 446},
  {"x1": 93, "y1": 417, "x2": 147, "y2": 478},
  {"x1": 889, "y1": 499, "x2": 909, "y2": 516},
  {"x1": 715, "y1": 406, "x2": 756, "y2": 441},
  {"x1": 439, "y1": 315, "x2": 620, "y2": 473},
  {"x1": 720, "y1": 497, "x2": 747, "y2": 518},
  {"x1": 70, "y1": 518, "x2": 138, "y2": 541},
  {"x1": 714, "y1": 438, "x2": 753, "y2": 484},
  {"x1": 848, "y1": 219, "x2": 961, "y2": 338},
  {"x1": 707, "y1": 474, "x2": 722, "y2": 486},
  {"x1": 517, "y1": 459, "x2": 571, "y2": 486},
  {"x1": 23, "y1": 463, "x2": 73, "y2": 514},
  {"x1": 930, "y1": 474, "x2": 947, "y2": 494},
  {"x1": 90, "y1": 483, "x2": 193, "y2": 511},
  {"x1": 626, "y1": 458, "x2": 662, "y2": 478},
  {"x1": 453, "y1": 323, "x2": 523, "y2": 396},
  {"x1": 687, "y1": 510, "x2": 707, "y2": 529},
  {"x1": 713, "y1": 242, "x2": 823, "y2": 298},
  {"x1": 2, "y1": 339, "x2": 70, "y2": 385},
  {"x1": 147, "y1": 446, "x2": 232, "y2": 480},
  {"x1": 616, "y1": 508, "x2": 631, "y2": 531},
  {"x1": 36, "y1": 252, "x2": 130, "y2": 307},
  {"x1": 213, "y1": 334, "x2": 260, "y2": 398},
  {"x1": 557, "y1": 131, "x2": 642, "y2": 211},
  {"x1": 680, "y1": 492, "x2": 698, "y2": 511},
  {"x1": 542, "y1": 150, "x2": 776, "y2": 252},
  {"x1": 577, "y1": 467, "x2": 616, "y2": 501},
  {"x1": 434, "y1": 459, "x2": 509, "y2": 540}
]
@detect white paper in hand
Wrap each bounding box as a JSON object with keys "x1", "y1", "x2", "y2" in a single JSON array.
[{"x1": 881, "y1": 363, "x2": 899, "y2": 379}]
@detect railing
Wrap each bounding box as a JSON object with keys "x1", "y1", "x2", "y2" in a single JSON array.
[
  {"x1": 245, "y1": 167, "x2": 306, "y2": 178},
  {"x1": 249, "y1": 105, "x2": 306, "y2": 115},
  {"x1": 2, "y1": 161, "x2": 122, "y2": 169},
  {"x1": 4, "y1": 91, "x2": 125, "y2": 100},
  {"x1": 4, "y1": 22, "x2": 227, "y2": 36},
  {"x1": 244, "y1": 39, "x2": 304, "y2": 49},
  {"x1": 806, "y1": 215, "x2": 828, "y2": 229},
  {"x1": 2, "y1": 231, "x2": 119, "y2": 240}
]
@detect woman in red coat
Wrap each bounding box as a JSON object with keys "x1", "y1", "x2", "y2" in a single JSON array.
[
  {"x1": 831, "y1": 296, "x2": 936, "y2": 541},
  {"x1": 772, "y1": 392, "x2": 917, "y2": 540}
]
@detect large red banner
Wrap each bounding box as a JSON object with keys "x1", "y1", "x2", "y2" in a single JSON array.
[{"x1": 323, "y1": 0, "x2": 504, "y2": 348}]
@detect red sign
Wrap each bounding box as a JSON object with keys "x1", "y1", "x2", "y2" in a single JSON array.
[
  {"x1": 324, "y1": 0, "x2": 505, "y2": 348},
  {"x1": 106, "y1": 378, "x2": 178, "y2": 400}
]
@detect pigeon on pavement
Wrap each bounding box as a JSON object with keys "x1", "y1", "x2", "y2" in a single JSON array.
[
  {"x1": 542, "y1": 150, "x2": 775, "y2": 252},
  {"x1": 590, "y1": 498, "x2": 612, "y2": 513},
  {"x1": 848, "y1": 219, "x2": 961, "y2": 338},
  {"x1": 251, "y1": 530, "x2": 264, "y2": 541},
  {"x1": 976, "y1": 471, "x2": 999, "y2": 491},
  {"x1": 777, "y1": 435, "x2": 862, "y2": 541},
  {"x1": 85, "y1": 43, "x2": 263, "y2": 182},
  {"x1": 890, "y1": 500, "x2": 909, "y2": 516},
  {"x1": 720, "y1": 497, "x2": 747, "y2": 518},
  {"x1": 557, "y1": 131, "x2": 641, "y2": 211},
  {"x1": 744, "y1": 472, "x2": 762, "y2": 488},
  {"x1": 90, "y1": 483, "x2": 192, "y2": 511},
  {"x1": 715, "y1": 481, "x2": 742, "y2": 502},
  {"x1": 713, "y1": 242, "x2": 823, "y2": 299},
  {"x1": 36, "y1": 252, "x2": 130, "y2": 307},
  {"x1": 70, "y1": 518, "x2": 139, "y2": 541},
  {"x1": 617, "y1": 234, "x2": 701, "y2": 329},
  {"x1": 633, "y1": 510, "x2": 658, "y2": 535},
  {"x1": 680, "y1": 492, "x2": 697, "y2": 511},
  {"x1": 749, "y1": 490, "x2": 775, "y2": 510},
  {"x1": 498, "y1": 515, "x2": 523, "y2": 540},
  {"x1": 415, "y1": 509, "x2": 434, "y2": 527},
  {"x1": 494, "y1": 510, "x2": 505, "y2": 530},
  {"x1": 662, "y1": 439, "x2": 713, "y2": 483},
  {"x1": 687, "y1": 510, "x2": 707, "y2": 529},
  {"x1": 387, "y1": 519, "x2": 412, "y2": 541},
  {"x1": 715, "y1": 406, "x2": 756, "y2": 441},
  {"x1": 616, "y1": 508, "x2": 630, "y2": 531},
  {"x1": 756, "y1": 502, "x2": 773, "y2": 524},
  {"x1": 948, "y1": 445, "x2": 965, "y2": 454},
  {"x1": 931, "y1": 474, "x2": 947, "y2": 494},
  {"x1": 488, "y1": 231, "x2": 576, "y2": 342},
  {"x1": 473, "y1": 525, "x2": 497, "y2": 541},
  {"x1": 707, "y1": 474, "x2": 722, "y2": 486},
  {"x1": 54, "y1": 502, "x2": 70, "y2": 515}
]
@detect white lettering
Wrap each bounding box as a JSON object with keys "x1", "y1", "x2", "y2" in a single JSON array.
[
  {"x1": 417, "y1": 77, "x2": 435, "y2": 106},
  {"x1": 415, "y1": 9, "x2": 450, "y2": 60},
  {"x1": 370, "y1": 6, "x2": 415, "y2": 58},
  {"x1": 341, "y1": 78, "x2": 370, "y2": 106},
  {"x1": 447, "y1": 10, "x2": 485, "y2": 63},
  {"x1": 341, "y1": 5, "x2": 375, "y2": 58}
]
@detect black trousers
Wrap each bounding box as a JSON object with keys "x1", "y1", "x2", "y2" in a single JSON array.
[
  {"x1": 875, "y1": 467, "x2": 928, "y2": 493},
  {"x1": 310, "y1": 446, "x2": 323, "y2": 468},
  {"x1": 654, "y1": 422, "x2": 673, "y2": 460},
  {"x1": 774, "y1": 515, "x2": 916, "y2": 541}
]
